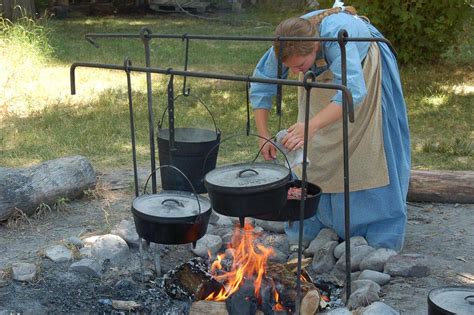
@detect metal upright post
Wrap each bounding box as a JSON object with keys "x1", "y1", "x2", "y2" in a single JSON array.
[{"x1": 140, "y1": 27, "x2": 158, "y2": 194}]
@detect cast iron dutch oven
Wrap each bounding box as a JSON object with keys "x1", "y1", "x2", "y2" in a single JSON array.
[
  {"x1": 131, "y1": 166, "x2": 212, "y2": 246},
  {"x1": 428, "y1": 286, "x2": 474, "y2": 315},
  {"x1": 204, "y1": 161, "x2": 292, "y2": 220}
]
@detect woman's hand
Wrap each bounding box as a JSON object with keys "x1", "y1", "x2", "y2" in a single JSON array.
[
  {"x1": 281, "y1": 122, "x2": 317, "y2": 151},
  {"x1": 259, "y1": 136, "x2": 277, "y2": 160}
]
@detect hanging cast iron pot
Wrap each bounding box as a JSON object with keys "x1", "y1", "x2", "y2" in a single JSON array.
[{"x1": 131, "y1": 165, "x2": 212, "y2": 247}]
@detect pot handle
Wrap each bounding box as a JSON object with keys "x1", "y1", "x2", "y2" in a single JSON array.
[
  {"x1": 157, "y1": 93, "x2": 220, "y2": 140},
  {"x1": 161, "y1": 199, "x2": 184, "y2": 207},
  {"x1": 237, "y1": 169, "x2": 259, "y2": 177},
  {"x1": 201, "y1": 133, "x2": 293, "y2": 179},
  {"x1": 143, "y1": 165, "x2": 202, "y2": 219}
]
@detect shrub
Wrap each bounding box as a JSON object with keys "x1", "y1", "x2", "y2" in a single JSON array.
[{"x1": 316, "y1": 0, "x2": 472, "y2": 64}]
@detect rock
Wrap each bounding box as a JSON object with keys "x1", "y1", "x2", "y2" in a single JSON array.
[
  {"x1": 304, "y1": 228, "x2": 339, "y2": 256},
  {"x1": 334, "y1": 236, "x2": 368, "y2": 259},
  {"x1": 83, "y1": 235, "x2": 101, "y2": 245},
  {"x1": 221, "y1": 231, "x2": 234, "y2": 245},
  {"x1": 11, "y1": 262, "x2": 36, "y2": 282},
  {"x1": 359, "y1": 248, "x2": 397, "y2": 272},
  {"x1": 79, "y1": 247, "x2": 92, "y2": 258},
  {"x1": 209, "y1": 212, "x2": 234, "y2": 227},
  {"x1": 311, "y1": 241, "x2": 338, "y2": 274},
  {"x1": 325, "y1": 307, "x2": 352, "y2": 315},
  {"x1": 111, "y1": 219, "x2": 140, "y2": 248},
  {"x1": 69, "y1": 259, "x2": 102, "y2": 278},
  {"x1": 191, "y1": 234, "x2": 222, "y2": 258},
  {"x1": 384, "y1": 254, "x2": 431, "y2": 277},
  {"x1": 358, "y1": 270, "x2": 391, "y2": 286},
  {"x1": 336, "y1": 245, "x2": 375, "y2": 272},
  {"x1": 114, "y1": 278, "x2": 138, "y2": 291},
  {"x1": 90, "y1": 234, "x2": 130, "y2": 265},
  {"x1": 268, "y1": 247, "x2": 287, "y2": 263},
  {"x1": 362, "y1": 301, "x2": 400, "y2": 314},
  {"x1": 45, "y1": 245, "x2": 73, "y2": 263},
  {"x1": 254, "y1": 219, "x2": 285, "y2": 233},
  {"x1": 64, "y1": 236, "x2": 84, "y2": 248},
  {"x1": 347, "y1": 284, "x2": 380, "y2": 310},
  {"x1": 351, "y1": 279, "x2": 381, "y2": 294}
]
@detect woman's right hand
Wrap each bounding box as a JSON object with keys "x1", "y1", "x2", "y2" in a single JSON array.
[{"x1": 259, "y1": 136, "x2": 277, "y2": 161}]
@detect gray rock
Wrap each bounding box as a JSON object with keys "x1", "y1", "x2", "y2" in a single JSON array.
[
  {"x1": 45, "y1": 245, "x2": 73, "y2": 263},
  {"x1": 325, "y1": 308, "x2": 352, "y2": 315},
  {"x1": 260, "y1": 234, "x2": 289, "y2": 253},
  {"x1": 111, "y1": 219, "x2": 140, "y2": 248},
  {"x1": 79, "y1": 246, "x2": 92, "y2": 258},
  {"x1": 254, "y1": 219, "x2": 285, "y2": 233},
  {"x1": 209, "y1": 212, "x2": 234, "y2": 227},
  {"x1": 69, "y1": 258, "x2": 102, "y2": 278},
  {"x1": 12, "y1": 262, "x2": 37, "y2": 282},
  {"x1": 311, "y1": 241, "x2": 338, "y2": 274},
  {"x1": 384, "y1": 254, "x2": 431, "y2": 277},
  {"x1": 64, "y1": 236, "x2": 84, "y2": 248},
  {"x1": 253, "y1": 225, "x2": 264, "y2": 234},
  {"x1": 192, "y1": 234, "x2": 222, "y2": 257},
  {"x1": 334, "y1": 236, "x2": 368, "y2": 259},
  {"x1": 304, "y1": 228, "x2": 339, "y2": 256},
  {"x1": 336, "y1": 245, "x2": 375, "y2": 272},
  {"x1": 221, "y1": 231, "x2": 234, "y2": 245},
  {"x1": 358, "y1": 270, "x2": 391, "y2": 285},
  {"x1": 114, "y1": 278, "x2": 138, "y2": 291},
  {"x1": 362, "y1": 301, "x2": 400, "y2": 315},
  {"x1": 359, "y1": 248, "x2": 397, "y2": 271},
  {"x1": 347, "y1": 284, "x2": 380, "y2": 310},
  {"x1": 351, "y1": 279, "x2": 381, "y2": 294},
  {"x1": 91, "y1": 234, "x2": 130, "y2": 265},
  {"x1": 83, "y1": 235, "x2": 101, "y2": 245},
  {"x1": 268, "y1": 247, "x2": 288, "y2": 263}
]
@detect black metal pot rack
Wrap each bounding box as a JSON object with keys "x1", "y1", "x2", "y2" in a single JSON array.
[{"x1": 72, "y1": 27, "x2": 396, "y2": 314}]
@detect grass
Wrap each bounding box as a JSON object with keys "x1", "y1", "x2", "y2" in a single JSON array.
[{"x1": 1, "y1": 11, "x2": 472, "y2": 173}]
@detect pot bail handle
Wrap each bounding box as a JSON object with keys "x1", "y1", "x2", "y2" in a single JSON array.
[
  {"x1": 238, "y1": 169, "x2": 259, "y2": 177},
  {"x1": 143, "y1": 165, "x2": 202, "y2": 220},
  {"x1": 465, "y1": 295, "x2": 474, "y2": 305}
]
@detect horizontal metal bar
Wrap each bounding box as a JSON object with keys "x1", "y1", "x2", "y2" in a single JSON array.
[{"x1": 70, "y1": 61, "x2": 353, "y2": 102}]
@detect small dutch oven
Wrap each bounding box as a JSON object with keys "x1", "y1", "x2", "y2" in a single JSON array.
[
  {"x1": 132, "y1": 165, "x2": 212, "y2": 247},
  {"x1": 428, "y1": 286, "x2": 474, "y2": 315}
]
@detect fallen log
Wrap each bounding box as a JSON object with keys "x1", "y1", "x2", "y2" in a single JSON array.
[
  {"x1": 0, "y1": 156, "x2": 96, "y2": 221},
  {"x1": 408, "y1": 170, "x2": 474, "y2": 204},
  {"x1": 189, "y1": 300, "x2": 227, "y2": 315}
]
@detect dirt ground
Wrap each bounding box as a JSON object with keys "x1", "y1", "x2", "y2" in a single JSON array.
[{"x1": 0, "y1": 168, "x2": 473, "y2": 314}]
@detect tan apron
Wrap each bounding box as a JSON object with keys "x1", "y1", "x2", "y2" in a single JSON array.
[{"x1": 298, "y1": 42, "x2": 388, "y2": 193}]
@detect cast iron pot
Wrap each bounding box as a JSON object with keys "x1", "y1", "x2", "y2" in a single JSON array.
[
  {"x1": 428, "y1": 286, "x2": 474, "y2": 315},
  {"x1": 253, "y1": 180, "x2": 322, "y2": 222},
  {"x1": 131, "y1": 165, "x2": 211, "y2": 246},
  {"x1": 204, "y1": 161, "x2": 292, "y2": 223}
]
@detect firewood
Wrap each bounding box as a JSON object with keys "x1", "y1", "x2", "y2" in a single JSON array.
[
  {"x1": 408, "y1": 170, "x2": 474, "y2": 203},
  {"x1": 300, "y1": 290, "x2": 320, "y2": 315},
  {"x1": 163, "y1": 257, "x2": 223, "y2": 301},
  {"x1": 189, "y1": 300, "x2": 227, "y2": 315},
  {"x1": 0, "y1": 156, "x2": 96, "y2": 221}
]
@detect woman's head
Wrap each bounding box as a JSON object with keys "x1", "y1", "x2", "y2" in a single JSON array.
[{"x1": 273, "y1": 17, "x2": 319, "y2": 73}]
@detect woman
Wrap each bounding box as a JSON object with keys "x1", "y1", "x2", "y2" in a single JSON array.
[{"x1": 250, "y1": 4, "x2": 410, "y2": 251}]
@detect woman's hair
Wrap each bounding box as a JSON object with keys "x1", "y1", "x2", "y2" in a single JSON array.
[{"x1": 273, "y1": 6, "x2": 357, "y2": 61}]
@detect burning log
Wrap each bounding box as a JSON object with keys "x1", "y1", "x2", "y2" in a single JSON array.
[
  {"x1": 189, "y1": 300, "x2": 227, "y2": 315},
  {"x1": 163, "y1": 257, "x2": 223, "y2": 301}
]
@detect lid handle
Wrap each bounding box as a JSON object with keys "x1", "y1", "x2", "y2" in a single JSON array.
[
  {"x1": 237, "y1": 169, "x2": 259, "y2": 178},
  {"x1": 161, "y1": 199, "x2": 184, "y2": 207},
  {"x1": 465, "y1": 295, "x2": 474, "y2": 305}
]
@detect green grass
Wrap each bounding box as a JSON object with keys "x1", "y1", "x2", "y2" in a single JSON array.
[{"x1": 1, "y1": 13, "x2": 472, "y2": 172}]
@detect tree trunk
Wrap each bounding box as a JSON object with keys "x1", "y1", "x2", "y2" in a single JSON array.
[
  {"x1": 0, "y1": 156, "x2": 96, "y2": 221},
  {"x1": 408, "y1": 170, "x2": 474, "y2": 204},
  {"x1": 2, "y1": 0, "x2": 36, "y2": 20}
]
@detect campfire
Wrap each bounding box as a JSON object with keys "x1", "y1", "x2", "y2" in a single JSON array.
[{"x1": 164, "y1": 224, "x2": 322, "y2": 315}]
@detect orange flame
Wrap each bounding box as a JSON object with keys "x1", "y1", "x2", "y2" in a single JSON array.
[
  {"x1": 205, "y1": 223, "x2": 274, "y2": 301},
  {"x1": 273, "y1": 288, "x2": 285, "y2": 311}
]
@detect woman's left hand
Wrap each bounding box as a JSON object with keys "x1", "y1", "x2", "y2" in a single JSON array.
[{"x1": 281, "y1": 122, "x2": 316, "y2": 151}]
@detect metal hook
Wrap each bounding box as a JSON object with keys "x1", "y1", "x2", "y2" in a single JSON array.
[
  {"x1": 124, "y1": 57, "x2": 132, "y2": 73},
  {"x1": 85, "y1": 36, "x2": 100, "y2": 48},
  {"x1": 303, "y1": 71, "x2": 317, "y2": 90},
  {"x1": 139, "y1": 27, "x2": 152, "y2": 43}
]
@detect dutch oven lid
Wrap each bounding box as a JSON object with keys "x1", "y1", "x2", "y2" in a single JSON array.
[
  {"x1": 205, "y1": 162, "x2": 290, "y2": 189},
  {"x1": 132, "y1": 191, "x2": 210, "y2": 219},
  {"x1": 428, "y1": 286, "x2": 474, "y2": 315}
]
